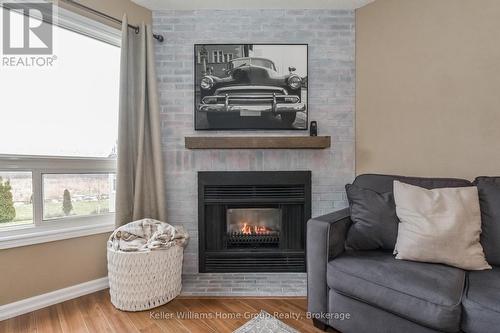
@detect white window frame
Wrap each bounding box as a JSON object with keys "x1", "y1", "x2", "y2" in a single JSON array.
[
  {"x1": 0, "y1": 155, "x2": 117, "y2": 249},
  {"x1": 0, "y1": 6, "x2": 121, "y2": 249},
  {"x1": 1, "y1": 4, "x2": 122, "y2": 47}
]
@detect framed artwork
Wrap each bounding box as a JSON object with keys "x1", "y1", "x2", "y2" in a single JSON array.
[{"x1": 194, "y1": 44, "x2": 308, "y2": 130}]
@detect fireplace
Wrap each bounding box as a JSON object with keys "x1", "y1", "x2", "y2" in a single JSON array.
[
  {"x1": 198, "y1": 171, "x2": 311, "y2": 272},
  {"x1": 226, "y1": 208, "x2": 281, "y2": 248}
]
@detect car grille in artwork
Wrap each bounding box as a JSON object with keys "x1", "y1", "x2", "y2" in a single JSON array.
[
  {"x1": 215, "y1": 86, "x2": 287, "y2": 96},
  {"x1": 203, "y1": 86, "x2": 299, "y2": 106}
]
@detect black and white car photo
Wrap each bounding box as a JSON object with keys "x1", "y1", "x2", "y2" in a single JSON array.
[{"x1": 194, "y1": 44, "x2": 308, "y2": 130}]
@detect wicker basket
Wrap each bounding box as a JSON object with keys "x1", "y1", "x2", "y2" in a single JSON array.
[{"x1": 107, "y1": 245, "x2": 183, "y2": 311}]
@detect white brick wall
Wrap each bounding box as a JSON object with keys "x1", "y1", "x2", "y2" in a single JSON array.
[{"x1": 153, "y1": 9, "x2": 355, "y2": 273}]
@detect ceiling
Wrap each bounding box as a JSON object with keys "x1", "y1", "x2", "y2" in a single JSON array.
[{"x1": 131, "y1": 0, "x2": 376, "y2": 10}]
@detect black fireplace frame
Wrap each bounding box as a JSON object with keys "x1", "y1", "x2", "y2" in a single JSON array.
[{"x1": 198, "y1": 171, "x2": 311, "y2": 273}]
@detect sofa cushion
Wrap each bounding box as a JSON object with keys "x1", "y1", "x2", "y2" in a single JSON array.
[
  {"x1": 345, "y1": 184, "x2": 399, "y2": 250},
  {"x1": 393, "y1": 181, "x2": 490, "y2": 270},
  {"x1": 345, "y1": 174, "x2": 472, "y2": 251},
  {"x1": 461, "y1": 267, "x2": 500, "y2": 333},
  {"x1": 328, "y1": 290, "x2": 442, "y2": 333},
  {"x1": 327, "y1": 251, "x2": 465, "y2": 332},
  {"x1": 353, "y1": 174, "x2": 472, "y2": 193},
  {"x1": 474, "y1": 177, "x2": 500, "y2": 265}
]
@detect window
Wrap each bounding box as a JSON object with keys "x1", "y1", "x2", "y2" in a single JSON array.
[
  {"x1": 0, "y1": 172, "x2": 33, "y2": 228},
  {"x1": 0, "y1": 5, "x2": 120, "y2": 248},
  {"x1": 42, "y1": 173, "x2": 116, "y2": 220},
  {"x1": 0, "y1": 7, "x2": 120, "y2": 157},
  {"x1": 223, "y1": 53, "x2": 234, "y2": 62},
  {"x1": 212, "y1": 50, "x2": 226, "y2": 63},
  {"x1": 230, "y1": 58, "x2": 276, "y2": 71}
]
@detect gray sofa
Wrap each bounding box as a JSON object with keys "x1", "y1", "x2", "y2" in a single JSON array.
[{"x1": 307, "y1": 174, "x2": 500, "y2": 333}]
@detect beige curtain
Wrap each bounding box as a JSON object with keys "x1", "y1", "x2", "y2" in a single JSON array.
[{"x1": 115, "y1": 16, "x2": 166, "y2": 226}]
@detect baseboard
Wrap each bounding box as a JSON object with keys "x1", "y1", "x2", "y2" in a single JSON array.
[{"x1": 0, "y1": 277, "x2": 109, "y2": 321}]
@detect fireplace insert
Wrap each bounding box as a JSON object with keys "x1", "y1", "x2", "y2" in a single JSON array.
[
  {"x1": 226, "y1": 208, "x2": 281, "y2": 248},
  {"x1": 198, "y1": 171, "x2": 311, "y2": 272}
]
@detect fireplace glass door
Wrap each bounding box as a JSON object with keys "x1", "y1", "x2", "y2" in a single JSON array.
[{"x1": 226, "y1": 208, "x2": 281, "y2": 248}]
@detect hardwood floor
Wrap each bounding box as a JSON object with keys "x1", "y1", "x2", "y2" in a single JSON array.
[{"x1": 0, "y1": 290, "x2": 336, "y2": 332}]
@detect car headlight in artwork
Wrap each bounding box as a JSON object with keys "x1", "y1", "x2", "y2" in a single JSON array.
[
  {"x1": 200, "y1": 76, "x2": 214, "y2": 90},
  {"x1": 287, "y1": 75, "x2": 302, "y2": 89}
]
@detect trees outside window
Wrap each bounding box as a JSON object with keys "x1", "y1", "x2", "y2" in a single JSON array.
[
  {"x1": 62, "y1": 189, "x2": 73, "y2": 216},
  {"x1": 0, "y1": 177, "x2": 16, "y2": 223}
]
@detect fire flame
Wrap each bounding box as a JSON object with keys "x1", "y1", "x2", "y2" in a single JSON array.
[{"x1": 240, "y1": 222, "x2": 273, "y2": 235}]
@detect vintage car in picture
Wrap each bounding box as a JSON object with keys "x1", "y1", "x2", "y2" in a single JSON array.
[{"x1": 197, "y1": 57, "x2": 306, "y2": 127}]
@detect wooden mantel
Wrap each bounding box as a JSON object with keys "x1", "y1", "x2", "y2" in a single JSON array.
[{"x1": 185, "y1": 136, "x2": 331, "y2": 149}]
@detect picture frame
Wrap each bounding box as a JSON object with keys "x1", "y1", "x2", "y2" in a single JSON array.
[{"x1": 194, "y1": 44, "x2": 308, "y2": 130}]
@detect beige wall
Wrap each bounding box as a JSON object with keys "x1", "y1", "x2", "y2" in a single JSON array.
[
  {"x1": 0, "y1": 0, "x2": 150, "y2": 306},
  {"x1": 0, "y1": 233, "x2": 110, "y2": 305},
  {"x1": 356, "y1": 0, "x2": 500, "y2": 179}
]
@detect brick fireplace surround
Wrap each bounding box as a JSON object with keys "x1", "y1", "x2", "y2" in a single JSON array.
[{"x1": 153, "y1": 9, "x2": 355, "y2": 295}]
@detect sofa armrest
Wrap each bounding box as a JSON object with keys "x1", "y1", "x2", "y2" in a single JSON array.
[{"x1": 307, "y1": 208, "x2": 351, "y2": 316}]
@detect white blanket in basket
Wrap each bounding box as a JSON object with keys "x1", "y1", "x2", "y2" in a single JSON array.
[{"x1": 108, "y1": 218, "x2": 189, "y2": 252}]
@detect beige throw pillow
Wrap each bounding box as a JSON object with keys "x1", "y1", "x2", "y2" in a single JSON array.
[{"x1": 393, "y1": 181, "x2": 491, "y2": 270}]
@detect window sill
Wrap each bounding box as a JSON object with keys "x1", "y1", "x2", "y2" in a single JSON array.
[{"x1": 0, "y1": 216, "x2": 115, "y2": 250}]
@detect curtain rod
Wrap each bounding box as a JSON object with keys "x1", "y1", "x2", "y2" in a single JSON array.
[{"x1": 65, "y1": 0, "x2": 164, "y2": 42}]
